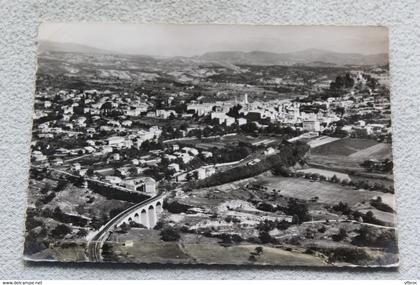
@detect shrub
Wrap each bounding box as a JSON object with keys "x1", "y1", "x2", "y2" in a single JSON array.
[
  {"x1": 164, "y1": 200, "x2": 191, "y2": 214},
  {"x1": 370, "y1": 198, "x2": 394, "y2": 213},
  {"x1": 318, "y1": 226, "x2": 327, "y2": 233},
  {"x1": 129, "y1": 220, "x2": 146, "y2": 228},
  {"x1": 247, "y1": 237, "x2": 261, "y2": 244},
  {"x1": 248, "y1": 254, "x2": 257, "y2": 262},
  {"x1": 332, "y1": 202, "x2": 352, "y2": 215},
  {"x1": 259, "y1": 231, "x2": 275, "y2": 244},
  {"x1": 218, "y1": 233, "x2": 242, "y2": 245},
  {"x1": 153, "y1": 221, "x2": 164, "y2": 230},
  {"x1": 257, "y1": 202, "x2": 276, "y2": 212}
]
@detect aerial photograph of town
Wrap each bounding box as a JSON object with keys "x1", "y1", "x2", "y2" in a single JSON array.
[{"x1": 24, "y1": 23, "x2": 398, "y2": 267}]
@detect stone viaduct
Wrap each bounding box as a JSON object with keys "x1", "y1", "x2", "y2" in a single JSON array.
[{"x1": 116, "y1": 195, "x2": 164, "y2": 229}]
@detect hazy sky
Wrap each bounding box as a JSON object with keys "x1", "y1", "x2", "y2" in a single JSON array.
[{"x1": 38, "y1": 23, "x2": 388, "y2": 57}]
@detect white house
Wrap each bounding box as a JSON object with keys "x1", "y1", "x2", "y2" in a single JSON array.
[
  {"x1": 71, "y1": 163, "x2": 81, "y2": 172},
  {"x1": 302, "y1": 120, "x2": 321, "y2": 132},
  {"x1": 168, "y1": 163, "x2": 180, "y2": 172},
  {"x1": 107, "y1": 136, "x2": 126, "y2": 148},
  {"x1": 124, "y1": 177, "x2": 157, "y2": 195},
  {"x1": 104, "y1": 176, "x2": 122, "y2": 184}
]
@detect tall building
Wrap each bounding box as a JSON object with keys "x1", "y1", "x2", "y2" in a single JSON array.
[{"x1": 243, "y1": 93, "x2": 249, "y2": 104}]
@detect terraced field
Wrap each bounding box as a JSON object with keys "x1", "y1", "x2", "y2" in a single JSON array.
[{"x1": 310, "y1": 138, "x2": 380, "y2": 156}]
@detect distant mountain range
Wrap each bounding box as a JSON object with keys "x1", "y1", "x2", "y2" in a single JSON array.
[
  {"x1": 39, "y1": 40, "x2": 388, "y2": 66},
  {"x1": 195, "y1": 49, "x2": 388, "y2": 66},
  {"x1": 38, "y1": 40, "x2": 111, "y2": 55}
]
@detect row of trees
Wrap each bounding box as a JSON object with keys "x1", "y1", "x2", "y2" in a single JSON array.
[
  {"x1": 361, "y1": 159, "x2": 393, "y2": 173},
  {"x1": 187, "y1": 141, "x2": 309, "y2": 190},
  {"x1": 41, "y1": 206, "x2": 89, "y2": 227},
  {"x1": 291, "y1": 171, "x2": 394, "y2": 194}
]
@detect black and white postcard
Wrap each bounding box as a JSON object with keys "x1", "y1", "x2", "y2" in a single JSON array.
[{"x1": 24, "y1": 23, "x2": 398, "y2": 267}]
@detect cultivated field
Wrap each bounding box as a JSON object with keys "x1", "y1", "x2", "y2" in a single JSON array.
[
  {"x1": 310, "y1": 138, "x2": 381, "y2": 156},
  {"x1": 261, "y1": 176, "x2": 394, "y2": 207},
  {"x1": 306, "y1": 136, "x2": 341, "y2": 148}
]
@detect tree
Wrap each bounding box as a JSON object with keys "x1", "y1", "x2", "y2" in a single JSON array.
[
  {"x1": 227, "y1": 104, "x2": 243, "y2": 118},
  {"x1": 332, "y1": 228, "x2": 347, "y2": 241},
  {"x1": 255, "y1": 246, "x2": 263, "y2": 255},
  {"x1": 332, "y1": 202, "x2": 352, "y2": 215},
  {"x1": 54, "y1": 180, "x2": 67, "y2": 192},
  {"x1": 331, "y1": 175, "x2": 339, "y2": 183},
  {"x1": 185, "y1": 172, "x2": 193, "y2": 181},
  {"x1": 218, "y1": 233, "x2": 242, "y2": 245},
  {"x1": 109, "y1": 208, "x2": 124, "y2": 219},
  {"x1": 259, "y1": 231, "x2": 274, "y2": 244},
  {"x1": 117, "y1": 222, "x2": 130, "y2": 234},
  {"x1": 257, "y1": 202, "x2": 276, "y2": 212},
  {"x1": 53, "y1": 206, "x2": 64, "y2": 220},
  {"x1": 283, "y1": 199, "x2": 309, "y2": 224},
  {"x1": 351, "y1": 225, "x2": 397, "y2": 251},
  {"x1": 40, "y1": 191, "x2": 56, "y2": 204},
  {"x1": 76, "y1": 228, "x2": 88, "y2": 238},
  {"x1": 51, "y1": 224, "x2": 71, "y2": 239},
  {"x1": 277, "y1": 220, "x2": 291, "y2": 230},
  {"x1": 164, "y1": 200, "x2": 191, "y2": 214},
  {"x1": 41, "y1": 182, "x2": 53, "y2": 194},
  {"x1": 160, "y1": 226, "x2": 180, "y2": 242}
]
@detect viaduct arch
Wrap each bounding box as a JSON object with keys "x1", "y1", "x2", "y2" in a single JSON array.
[{"x1": 116, "y1": 196, "x2": 164, "y2": 229}]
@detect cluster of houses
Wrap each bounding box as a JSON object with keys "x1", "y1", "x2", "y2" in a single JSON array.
[{"x1": 30, "y1": 89, "x2": 171, "y2": 195}]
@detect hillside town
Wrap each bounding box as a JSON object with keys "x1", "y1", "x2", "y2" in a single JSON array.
[
  {"x1": 31, "y1": 69, "x2": 391, "y2": 186},
  {"x1": 25, "y1": 26, "x2": 397, "y2": 267}
]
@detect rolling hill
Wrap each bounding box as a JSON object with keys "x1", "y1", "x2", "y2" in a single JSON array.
[{"x1": 38, "y1": 40, "x2": 388, "y2": 67}]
